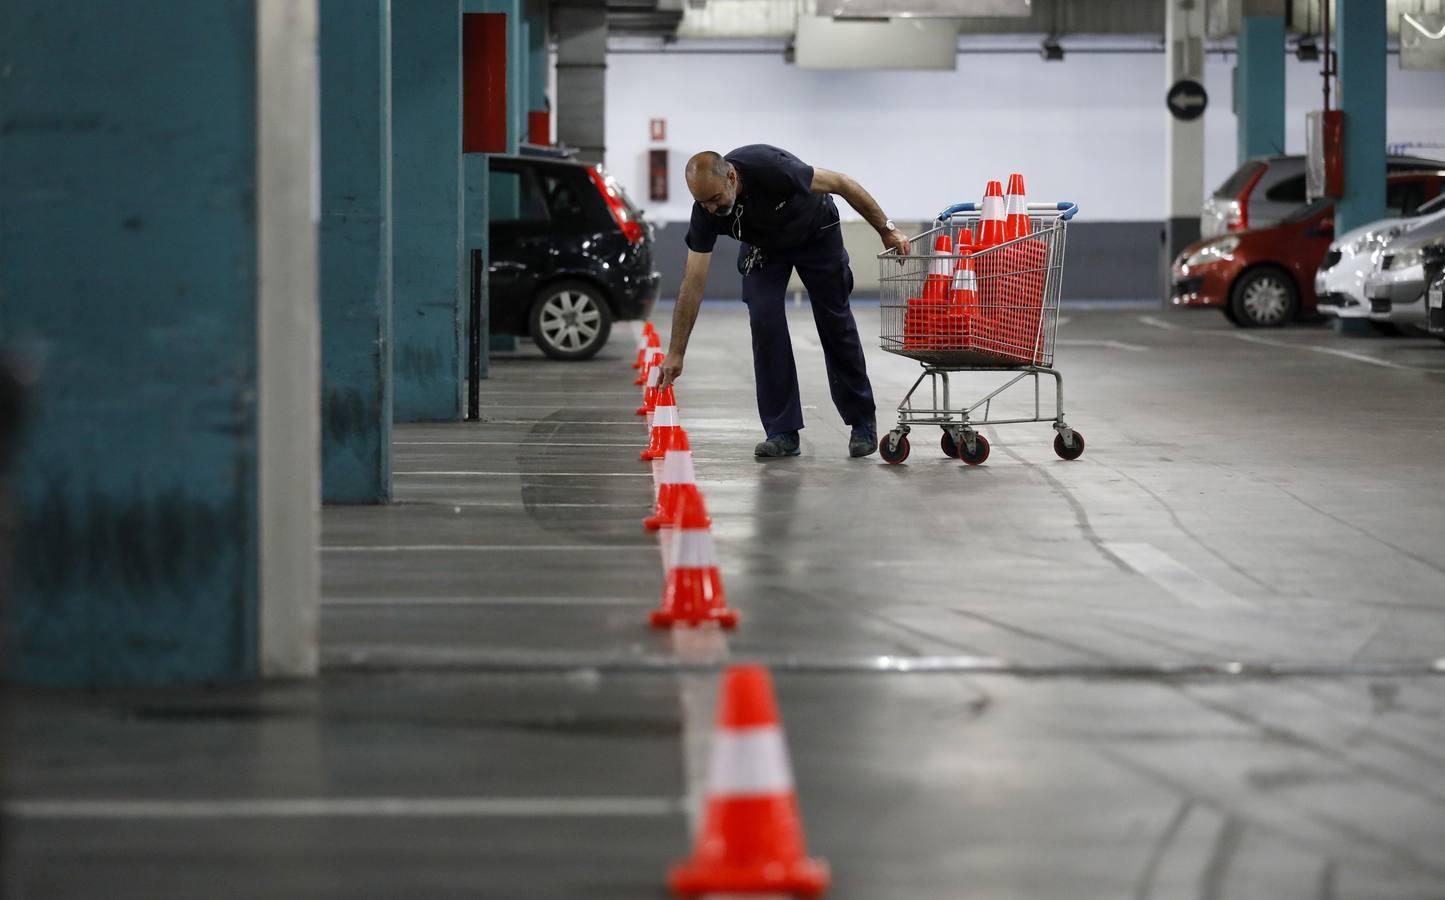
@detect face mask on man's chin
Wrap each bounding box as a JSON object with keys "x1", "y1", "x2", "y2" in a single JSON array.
[{"x1": 713, "y1": 203, "x2": 733, "y2": 218}]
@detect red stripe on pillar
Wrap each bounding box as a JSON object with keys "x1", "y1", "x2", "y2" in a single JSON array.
[
  {"x1": 527, "y1": 110, "x2": 550, "y2": 146},
  {"x1": 462, "y1": 13, "x2": 507, "y2": 154}
]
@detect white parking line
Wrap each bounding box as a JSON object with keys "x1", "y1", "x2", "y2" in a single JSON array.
[
  {"x1": 394, "y1": 471, "x2": 653, "y2": 478},
  {"x1": 324, "y1": 596, "x2": 641, "y2": 607},
  {"x1": 1103, "y1": 543, "x2": 1252, "y2": 610},
  {"x1": 5, "y1": 796, "x2": 682, "y2": 820},
  {"x1": 1057, "y1": 339, "x2": 1149, "y2": 352},
  {"x1": 322, "y1": 545, "x2": 654, "y2": 553},
  {"x1": 395, "y1": 441, "x2": 644, "y2": 448},
  {"x1": 1138, "y1": 315, "x2": 1445, "y2": 372}
]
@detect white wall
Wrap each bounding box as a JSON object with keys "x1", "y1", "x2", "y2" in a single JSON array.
[{"x1": 606, "y1": 47, "x2": 1445, "y2": 225}]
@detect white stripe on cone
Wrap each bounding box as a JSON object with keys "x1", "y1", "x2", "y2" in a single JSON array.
[
  {"x1": 981, "y1": 194, "x2": 1005, "y2": 223},
  {"x1": 707, "y1": 726, "x2": 795, "y2": 795},
  {"x1": 659, "y1": 450, "x2": 697, "y2": 486},
  {"x1": 671, "y1": 529, "x2": 718, "y2": 568},
  {"x1": 651, "y1": 404, "x2": 677, "y2": 428}
]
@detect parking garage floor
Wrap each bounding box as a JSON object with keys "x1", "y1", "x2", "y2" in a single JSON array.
[{"x1": 8, "y1": 302, "x2": 1445, "y2": 899}]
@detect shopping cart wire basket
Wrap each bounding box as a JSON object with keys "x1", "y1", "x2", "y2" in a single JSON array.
[{"x1": 875, "y1": 200, "x2": 1084, "y2": 465}]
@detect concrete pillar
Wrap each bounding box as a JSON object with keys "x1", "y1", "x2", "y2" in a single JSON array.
[
  {"x1": 1162, "y1": 0, "x2": 1207, "y2": 293},
  {"x1": 391, "y1": 0, "x2": 465, "y2": 421},
  {"x1": 555, "y1": 1, "x2": 607, "y2": 164},
  {"x1": 1335, "y1": 0, "x2": 1387, "y2": 234},
  {"x1": 1236, "y1": 1, "x2": 1286, "y2": 163},
  {"x1": 320, "y1": 0, "x2": 393, "y2": 503},
  {"x1": 0, "y1": 0, "x2": 320, "y2": 685}
]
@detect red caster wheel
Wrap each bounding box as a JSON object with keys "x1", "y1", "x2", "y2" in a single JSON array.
[
  {"x1": 1054, "y1": 430, "x2": 1085, "y2": 460},
  {"x1": 959, "y1": 433, "x2": 990, "y2": 465},
  {"x1": 880, "y1": 433, "x2": 910, "y2": 464},
  {"x1": 940, "y1": 431, "x2": 959, "y2": 458}
]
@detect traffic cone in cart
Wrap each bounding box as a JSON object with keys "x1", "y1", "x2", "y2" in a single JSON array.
[
  {"x1": 1004, "y1": 173, "x2": 1030, "y2": 241},
  {"x1": 976, "y1": 179, "x2": 1007, "y2": 248},
  {"x1": 645, "y1": 428, "x2": 706, "y2": 530},
  {"x1": 954, "y1": 226, "x2": 977, "y2": 256},
  {"x1": 650, "y1": 489, "x2": 737, "y2": 629},
  {"x1": 637, "y1": 360, "x2": 661, "y2": 417},
  {"x1": 921, "y1": 233, "x2": 953, "y2": 303},
  {"x1": 667, "y1": 665, "x2": 830, "y2": 897},
  {"x1": 642, "y1": 385, "x2": 681, "y2": 461}
]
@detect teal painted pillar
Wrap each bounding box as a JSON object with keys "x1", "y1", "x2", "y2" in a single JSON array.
[
  {"x1": 0, "y1": 0, "x2": 320, "y2": 686},
  {"x1": 321, "y1": 0, "x2": 393, "y2": 502},
  {"x1": 1236, "y1": 13, "x2": 1285, "y2": 163},
  {"x1": 1336, "y1": 0, "x2": 1387, "y2": 234},
  {"x1": 392, "y1": 0, "x2": 465, "y2": 421}
]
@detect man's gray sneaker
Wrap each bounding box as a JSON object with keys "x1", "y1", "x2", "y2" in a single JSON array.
[
  {"x1": 754, "y1": 431, "x2": 801, "y2": 458},
  {"x1": 849, "y1": 425, "x2": 877, "y2": 458}
]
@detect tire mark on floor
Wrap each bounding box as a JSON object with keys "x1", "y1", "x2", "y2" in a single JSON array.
[
  {"x1": 1132, "y1": 798, "x2": 1194, "y2": 900},
  {"x1": 1200, "y1": 816, "x2": 1245, "y2": 900}
]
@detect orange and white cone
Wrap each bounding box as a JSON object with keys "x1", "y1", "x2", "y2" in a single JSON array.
[
  {"x1": 954, "y1": 226, "x2": 976, "y2": 257},
  {"x1": 976, "y1": 179, "x2": 1006, "y2": 247},
  {"x1": 645, "y1": 428, "x2": 705, "y2": 530},
  {"x1": 650, "y1": 488, "x2": 737, "y2": 629},
  {"x1": 921, "y1": 232, "x2": 953, "y2": 303},
  {"x1": 1004, "y1": 172, "x2": 1029, "y2": 241},
  {"x1": 667, "y1": 665, "x2": 829, "y2": 897},
  {"x1": 637, "y1": 360, "x2": 661, "y2": 417},
  {"x1": 635, "y1": 333, "x2": 661, "y2": 385},
  {"x1": 948, "y1": 255, "x2": 978, "y2": 308},
  {"x1": 642, "y1": 385, "x2": 681, "y2": 461}
]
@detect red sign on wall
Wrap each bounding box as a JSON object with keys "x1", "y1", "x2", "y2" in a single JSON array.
[
  {"x1": 649, "y1": 149, "x2": 668, "y2": 202},
  {"x1": 650, "y1": 118, "x2": 666, "y2": 142}
]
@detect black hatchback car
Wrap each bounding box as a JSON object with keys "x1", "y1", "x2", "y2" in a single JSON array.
[{"x1": 488, "y1": 154, "x2": 660, "y2": 359}]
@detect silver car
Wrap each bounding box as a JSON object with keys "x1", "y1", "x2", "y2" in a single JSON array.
[
  {"x1": 1203, "y1": 154, "x2": 1445, "y2": 239},
  {"x1": 1364, "y1": 219, "x2": 1445, "y2": 326}
]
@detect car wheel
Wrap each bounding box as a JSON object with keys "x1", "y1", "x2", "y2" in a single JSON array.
[
  {"x1": 529, "y1": 281, "x2": 613, "y2": 360},
  {"x1": 1228, "y1": 267, "x2": 1298, "y2": 328}
]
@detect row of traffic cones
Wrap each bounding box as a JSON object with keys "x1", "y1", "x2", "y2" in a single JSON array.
[
  {"x1": 902, "y1": 173, "x2": 1047, "y2": 363},
  {"x1": 624, "y1": 322, "x2": 829, "y2": 898}
]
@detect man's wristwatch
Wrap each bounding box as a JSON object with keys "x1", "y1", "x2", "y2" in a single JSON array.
[{"x1": 882, "y1": 218, "x2": 896, "y2": 233}]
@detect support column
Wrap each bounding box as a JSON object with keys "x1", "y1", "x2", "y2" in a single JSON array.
[
  {"x1": 1335, "y1": 0, "x2": 1387, "y2": 234},
  {"x1": 1236, "y1": 1, "x2": 1286, "y2": 163},
  {"x1": 320, "y1": 0, "x2": 393, "y2": 503},
  {"x1": 555, "y1": 1, "x2": 606, "y2": 164},
  {"x1": 391, "y1": 0, "x2": 464, "y2": 421},
  {"x1": 1162, "y1": 0, "x2": 1207, "y2": 295},
  {"x1": 0, "y1": 0, "x2": 320, "y2": 685}
]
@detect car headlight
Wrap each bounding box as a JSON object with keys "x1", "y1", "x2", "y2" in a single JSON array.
[
  {"x1": 1385, "y1": 247, "x2": 1424, "y2": 270},
  {"x1": 1349, "y1": 226, "x2": 1403, "y2": 255},
  {"x1": 1183, "y1": 236, "x2": 1240, "y2": 267}
]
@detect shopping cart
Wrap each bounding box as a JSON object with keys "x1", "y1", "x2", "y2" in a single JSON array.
[{"x1": 876, "y1": 200, "x2": 1082, "y2": 465}]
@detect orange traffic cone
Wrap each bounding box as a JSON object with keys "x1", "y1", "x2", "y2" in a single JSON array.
[
  {"x1": 635, "y1": 334, "x2": 661, "y2": 385},
  {"x1": 646, "y1": 428, "x2": 706, "y2": 530},
  {"x1": 977, "y1": 179, "x2": 1006, "y2": 247},
  {"x1": 1004, "y1": 172, "x2": 1029, "y2": 241},
  {"x1": 637, "y1": 361, "x2": 660, "y2": 417},
  {"x1": 949, "y1": 254, "x2": 978, "y2": 307},
  {"x1": 921, "y1": 232, "x2": 953, "y2": 303},
  {"x1": 644, "y1": 321, "x2": 657, "y2": 339},
  {"x1": 667, "y1": 665, "x2": 829, "y2": 897},
  {"x1": 650, "y1": 489, "x2": 737, "y2": 629},
  {"x1": 642, "y1": 385, "x2": 681, "y2": 461},
  {"x1": 954, "y1": 226, "x2": 976, "y2": 256}
]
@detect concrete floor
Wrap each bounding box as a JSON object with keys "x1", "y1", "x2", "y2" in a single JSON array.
[{"x1": 7, "y1": 302, "x2": 1445, "y2": 899}]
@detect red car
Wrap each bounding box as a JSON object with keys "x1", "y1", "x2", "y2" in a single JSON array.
[{"x1": 1172, "y1": 171, "x2": 1445, "y2": 327}]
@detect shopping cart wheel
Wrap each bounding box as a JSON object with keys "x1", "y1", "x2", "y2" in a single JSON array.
[
  {"x1": 1053, "y1": 430, "x2": 1085, "y2": 461},
  {"x1": 879, "y1": 433, "x2": 910, "y2": 465},
  {"x1": 940, "y1": 431, "x2": 960, "y2": 459},
  {"x1": 959, "y1": 433, "x2": 990, "y2": 466}
]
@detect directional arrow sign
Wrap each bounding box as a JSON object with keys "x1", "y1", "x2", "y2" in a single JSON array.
[{"x1": 1167, "y1": 79, "x2": 1208, "y2": 121}]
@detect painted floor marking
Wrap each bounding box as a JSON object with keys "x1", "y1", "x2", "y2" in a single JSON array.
[
  {"x1": 1057, "y1": 338, "x2": 1149, "y2": 352},
  {"x1": 394, "y1": 470, "x2": 653, "y2": 478},
  {"x1": 396, "y1": 440, "x2": 645, "y2": 448},
  {"x1": 5, "y1": 797, "x2": 682, "y2": 820},
  {"x1": 322, "y1": 544, "x2": 655, "y2": 553},
  {"x1": 1103, "y1": 542, "x2": 1252, "y2": 610},
  {"x1": 1138, "y1": 315, "x2": 1445, "y2": 372},
  {"x1": 324, "y1": 596, "x2": 642, "y2": 608}
]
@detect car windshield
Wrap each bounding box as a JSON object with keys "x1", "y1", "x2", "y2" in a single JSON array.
[
  {"x1": 1281, "y1": 198, "x2": 1333, "y2": 224},
  {"x1": 1418, "y1": 193, "x2": 1445, "y2": 216},
  {"x1": 1214, "y1": 160, "x2": 1267, "y2": 198}
]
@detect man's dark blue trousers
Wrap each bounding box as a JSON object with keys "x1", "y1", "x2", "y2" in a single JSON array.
[{"x1": 738, "y1": 226, "x2": 876, "y2": 437}]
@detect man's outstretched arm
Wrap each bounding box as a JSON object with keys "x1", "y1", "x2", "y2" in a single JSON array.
[
  {"x1": 811, "y1": 167, "x2": 910, "y2": 256},
  {"x1": 659, "y1": 249, "x2": 712, "y2": 390}
]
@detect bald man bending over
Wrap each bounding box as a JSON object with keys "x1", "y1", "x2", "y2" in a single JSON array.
[{"x1": 658, "y1": 145, "x2": 910, "y2": 458}]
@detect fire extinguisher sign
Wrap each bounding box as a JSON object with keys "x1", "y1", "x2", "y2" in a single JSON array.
[
  {"x1": 649, "y1": 149, "x2": 668, "y2": 202},
  {"x1": 650, "y1": 118, "x2": 666, "y2": 142}
]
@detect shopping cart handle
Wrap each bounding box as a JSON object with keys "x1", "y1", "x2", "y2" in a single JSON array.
[{"x1": 935, "y1": 201, "x2": 1079, "y2": 222}]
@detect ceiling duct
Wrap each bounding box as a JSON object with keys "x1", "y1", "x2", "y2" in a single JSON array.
[
  {"x1": 829, "y1": 0, "x2": 1029, "y2": 15},
  {"x1": 606, "y1": 0, "x2": 684, "y2": 37},
  {"x1": 675, "y1": 0, "x2": 811, "y2": 38},
  {"x1": 1284, "y1": 0, "x2": 1445, "y2": 36}
]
